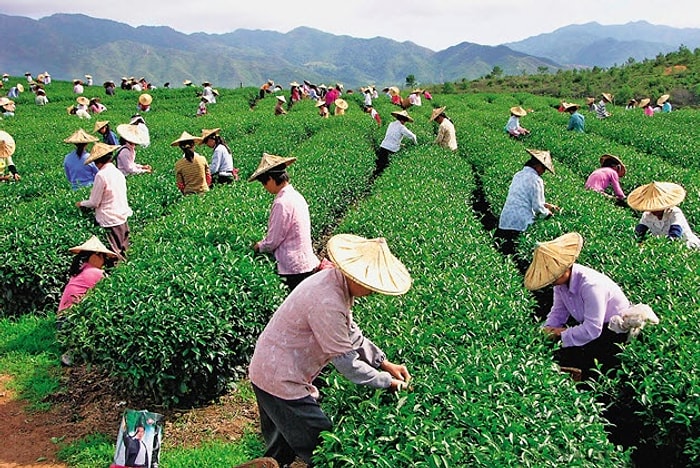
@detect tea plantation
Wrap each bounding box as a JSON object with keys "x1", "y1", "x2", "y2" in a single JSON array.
[{"x1": 0, "y1": 78, "x2": 698, "y2": 467}]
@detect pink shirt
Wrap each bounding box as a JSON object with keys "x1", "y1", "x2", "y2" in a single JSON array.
[
  {"x1": 585, "y1": 167, "x2": 625, "y2": 199},
  {"x1": 58, "y1": 264, "x2": 104, "y2": 312},
  {"x1": 249, "y1": 268, "x2": 391, "y2": 400},
  {"x1": 79, "y1": 162, "x2": 133, "y2": 227},
  {"x1": 258, "y1": 184, "x2": 320, "y2": 275},
  {"x1": 117, "y1": 145, "x2": 148, "y2": 175}
]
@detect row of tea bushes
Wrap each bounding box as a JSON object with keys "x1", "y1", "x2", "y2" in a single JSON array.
[
  {"x1": 60, "y1": 102, "x2": 381, "y2": 405},
  {"x1": 312, "y1": 143, "x2": 628, "y2": 467},
  {"x1": 449, "y1": 97, "x2": 699, "y2": 466}
]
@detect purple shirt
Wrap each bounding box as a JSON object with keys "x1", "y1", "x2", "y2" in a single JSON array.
[
  {"x1": 258, "y1": 184, "x2": 320, "y2": 275},
  {"x1": 545, "y1": 264, "x2": 630, "y2": 347},
  {"x1": 249, "y1": 268, "x2": 391, "y2": 400},
  {"x1": 58, "y1": 263, "x2": 104, "y2": 312},
  {"x1": 585, "y1": 167, "x2": 625, "y2": 199}
]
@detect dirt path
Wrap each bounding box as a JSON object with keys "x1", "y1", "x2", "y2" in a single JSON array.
[{"x1": 0, "y1": 369, "x2": 259, "y2": 467}]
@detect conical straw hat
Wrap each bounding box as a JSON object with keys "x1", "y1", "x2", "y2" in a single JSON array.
[
  {"x1": 327, "y1": 234, "x2": 412, "y2": 295},
  {"x1": 0, "y1": 130, "x2": 16, "y2": 159},
  {"x1": 76, "y1": 96, "x2": 89, "y2": 106},
  {"x1": 69, "y1": 235, "x2": 118, "y2": 258},
  {"x1": 199, "y1": 128, "x2": 221, "y2": 142},
  {"x1": 657, "y1": 94, "x2": 670, "y2": 105},
  {"x1": 627, "y1": 182, "x2": 686, "y2": 212},
  {"x1": 524, "y1": 233, "x2": 583, "y2": 291},
  {"x1": 390, "y1": 110, "x2": 414, "y2": 123},
  {"x1": 93, "y1": 120, "x2": 110, "y2": 132},
  {"x1": 138, "y1": 93, "x2": 152, "y2": 105},
  {"x1": 248, "y1": 153, "x2": 296, "y2": 182},
  {"x1": 525, "y1": 148, "x2": 555, "y2": 174},
  {"x1": 602, "y1": 93, "x2": 614, "y2": 102},
  {"x1": 510, "y1": 106, "x2": 526, "y2": 117},
  {"x1": 638, "y1": 98, "x2": 650, "y2": 107},
  {"x1": 64, "y1": 128, "x2": 99, "y2": 144},
  {"x1": 334, "y1": 98, "x2": 348, "y2": 109},
  {"x1": 430, "y1": 106, "x2": 446, "y2": 121},
  {"x1": 84, "y1": 142, "x2": 120, "y2": 165},
  {"x1": 170, "y1": 131, "x2": 203, "y2": 147},
  {"x1": 116, "y1": 124, "x2": 149, "y2": 146},
  {"x1": 563, "y1": 102, "x2": 580, "y2": 111},
  {"x1": 600, "y1": 154, "x2": 626, "y2": 177}
]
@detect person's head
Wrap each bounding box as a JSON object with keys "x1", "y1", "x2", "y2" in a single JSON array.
[
  {"x1": 524, "y1": 148, "x2": 554, "y2": 176},
  {"x1": 391, "y1": 110, "x2": 414, "y2": 125},
  {"x1": 430, "y1": 106, "x2": 447, "y2": 123},
  {"x1": 327, "y1": 234, "x2": 412, "y2": 298},
  {"x1": 64, "y1": 129, "x2": 99, "y2": 153},
  {"x1": 524, "y1": 233, "x2": 583, "y2": 291},
  {"x1": 68, "y1": 235, "x2": 117, "y2": 275},
  {"x1": 600, "y1": 154, "x2": 626, "y2": 177},
  {"x1": 627, "y1": 181, "x2": 685, "y2": 216},
  {"x1": 601, "y1": 93, "x2": 613, "y2": 103},
  {"x1": 510, "y1": 106, "x2": 527, "y2": 118},
  {"x1": 248, "y1": 153, "x2": 296, "y2": 191},
  {"x1": 171, "y1": 131, "x2": 202, "y2": 161},
  {"x1": 75, "y1": 143, "x2": 88, "y2": 157}
]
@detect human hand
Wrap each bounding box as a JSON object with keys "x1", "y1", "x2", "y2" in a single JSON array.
[
  {"x1": 381, "y1": 360, "x2": 411, "y2": 385},
  {"x1": 12, "y1": 173, "x2": 21, "y2": 181},
  {"x1": 545, "y1": 203, "x2": 561, "y2": 213},
  {"x1": 75, "y1": 201, "x2": 82, "y2": 208},
  {"x1": 543, "y1": 326, "x2": 565, "y2": 340},
  {"x1": 251, "y1": 242, "x2": 260, "y2": 252}
]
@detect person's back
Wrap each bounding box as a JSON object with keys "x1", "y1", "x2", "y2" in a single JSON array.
[{"x1": 175, "y1": 154, "x2": 210, "y2": 194}]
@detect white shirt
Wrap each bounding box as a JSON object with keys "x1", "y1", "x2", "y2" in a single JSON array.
[
  {"x1": 79, "y1": 163, "x2": 133, "y2": 227},
  {"x1": 435, "y1": 118, "x2": 457, "y2": 151},
  {"x1": 210, "y1": 144, "x2": 233, "y2": 175},
  {"x1": 498, "y1": 166, "x2": 550, "y2": 231},
  {"x1": 379, "y1": 121, "x2": 417, "y2": 152},
  {"x1": 639, "y1": 207, "x2": 700, "y2": 248}
]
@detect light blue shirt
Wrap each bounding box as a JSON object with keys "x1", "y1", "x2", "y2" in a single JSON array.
[
  {"x1": 498, "y1": 166, "x2": 550, "y2": 231},
  {"x1": 662, "y1": 102, "x2": 672, "y2": 113},
  {"x1": 64, "y1": 150, "x2": 98, "y2": 190},
  {"x1": 567, "y1": 112, "x2": 585, "y2": 132}
]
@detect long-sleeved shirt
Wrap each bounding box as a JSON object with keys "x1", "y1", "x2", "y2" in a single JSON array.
[
  {"x1": 259, "y1": 184, "x2": 320, "y2": 275},
  {"x1": 249, "y1": 267, "x2": 392, "y2": 400},
  {"x1": 202, "y1": 86, "x2": 216, "y2": 104},
  {"x1": 585, "y1": 167, "x2": 625, "y2": 199},
  {"x1": 636, "y1": 207, "x2": 700, "y2": 248},
  {"x1": 498, "y1": 166, "x2": 550, "y2": 231},
  {"x1": 64, "y1": 149, "x2": 99, "y2": 190},
  {"x1": 567, "y1": 112, "x2": 585, "y2": 132},
  {"x1": 595, "y1": 101, "x2": 610, "y2": 119},
  {"x1": 209, "y1": 144, "x2": 234, "y2": 175},
  {"x1": 435, "y1": 118, "x2": 457, "y2": 151},
  {"x1": 116, "y1": 145, "x2": 148, "y2": 175},
  {"x1": 79, "y1": 162, "x2": 132, "y2": 227},
  {"x1": 504, "y1": 116, "x2": 525, "y2": 135},
  {"x1": 545, "y1": 263, "x2": 630, "y2": 347},
  {"x1": 58, "y1": 263, "x2": 104, "y2": 312},
  {"x1": 379, "y1": 121, "x2": 417, "y2": 153},
  {"x1": 102, "y1": 130, "x2": 119, "y2": 146}
]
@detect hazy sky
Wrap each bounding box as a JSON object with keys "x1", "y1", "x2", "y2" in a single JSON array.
[{"x1": 3, "y1": 0, "x2": 699, "y2": 50}]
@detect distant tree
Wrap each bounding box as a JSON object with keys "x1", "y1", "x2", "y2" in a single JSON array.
[
  {"x1": 490, "y1": 66, "x2": 503, "y2": 78},
  {"x1": 537, "y1": 66, "x2": 549, "y2": 74},
  {"x1": 405, "y1": 74, "x2": 416, "y2": 88},
  {"x1": 626, "y1": 57, "x2": 636, "y2": 65},
  {"x1": 442, "y1": 82, "x2": 456, "y2": 94}
]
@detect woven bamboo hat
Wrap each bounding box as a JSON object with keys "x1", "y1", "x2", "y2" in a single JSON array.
[
  {"x1": 170, "y1": 131, "x2": 203, "y2": 147},
  {"x1": 510, "y1": 106, "x2": 527, "y2": 117},
  {"x1": 657, "y1": 94, "x2": 670, "y2": 105},
  {"x1": 430, "y1": 106, "x2": 446, "y2": 121},
  {"x1": 638, "y1": 98, "x2": 650, "y2": 107},
  {"x1": 0, "y1": 131, "x2": 16, "y2": 159},
  {"x1": 248, "y1": 153, "x2": 296, "y2": 182},
  {"x1": 315, "y1": 99, "x2": 327, "y2": 107},
  {"x1": 93, "y1": 120, "x2": 110, "y2": 132},
  {"x1": 0, "y1": 97, "x2": 9, "y2": 107},
  {"x1": 602, "y1": 93, "x2": 613, "y2": 102},
  {"x1": 563, "y1": 102, "x2": 580, "y2": 111},
  {"x1": 276, "y1": 95, "x2": 286, "y2": 103},
  {"x1": 334, "y1": 98, "x2": 348, "y2": 110},
  {"x1": 84, "y1": 142, "x2": 120, "y2": 165},
  {"x1": 391, "y1": 110, "x2": 414, "y2": 123},
  {"x1": 524, "y1": 232, "x2": 583, "y2": 291},
  {"x1": 327, "y1": 234, "x2": 412, "y2": 295},
  {"x1": 64, "y1": 128, "x2": 99, "y2": 145},
  {"x1": 116, "y1": 124, "x2": 149, "y2": 145},
  {"x1": 199, "y1": 127, "x2": 221, "y2": 142},
  {"x1": 76, "y1": 96, "x2": 89, "y2": 106},
  {"x1": 600, "y1": 154, "x2": 626, "y2": 177},
  {"x1": 388, "y1": 86, "x2": 400, "y2": 96},
  {"x1": 586, "y1": 97, "x2": 595, "y2": 105},
  {"x1": 69, "y1": 235, "x2": 118, "y2": 258},
  {"x1": 138, "y1": 93, "x2": 152, "y2": 106},
  {"x1": 16, "y1": 83, "x2": 24, "y2": 93},
  {"x1": 183, "y1": 80, "x2": 192, "y2": 86},
  {"x1": 525, "y1": 148, "x2": 555, "y2": 174},
  {"x1": 627, "y1": 182, "x2": 686, "y2": 212}
]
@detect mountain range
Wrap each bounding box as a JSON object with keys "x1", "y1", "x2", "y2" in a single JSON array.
[{"x1": 0, "y1": 13, "x2": 698, "y2": 89}]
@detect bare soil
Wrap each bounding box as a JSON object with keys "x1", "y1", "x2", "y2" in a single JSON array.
[{"x1": 0, "y1": 366, "x2": 259, "y2": 467}]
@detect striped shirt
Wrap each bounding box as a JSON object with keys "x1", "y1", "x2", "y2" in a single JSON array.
[{"x1": 175, "y1": 154, "x2": 210, "y2": 194}]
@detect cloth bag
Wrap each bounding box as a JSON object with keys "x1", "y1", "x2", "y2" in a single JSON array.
[
  {"x1": 608, "y1": 303, "x2": 659, "y2": 341},
  {"x1": 110, "y1": 409, "x2": 164, "y2": 468}
]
